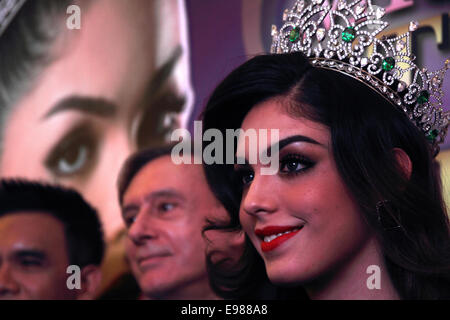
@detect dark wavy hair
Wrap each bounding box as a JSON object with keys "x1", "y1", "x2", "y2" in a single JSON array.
[
  {"x1": 0, "y1": 179, "x2": 104, "y2": 267},
  {"x1": 201, "y1": 52, "x2": 450, "y2": 299},
  {"x1": 0, "y1": 0, "x2": 73, "y2": 148}
]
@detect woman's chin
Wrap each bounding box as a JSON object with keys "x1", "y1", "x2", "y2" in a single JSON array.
[{"x1": 266, "y1": 266, "x2": 309, "y2": 287}]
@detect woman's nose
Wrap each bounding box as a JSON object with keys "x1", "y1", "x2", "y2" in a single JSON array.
[{"x1": 241, "y1": 175, "x2": 278, "y2": 218}]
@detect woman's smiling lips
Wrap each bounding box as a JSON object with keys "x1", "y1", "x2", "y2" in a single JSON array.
[{"x1": 255, "y1": 225, "x2": 303, "y2": 252}]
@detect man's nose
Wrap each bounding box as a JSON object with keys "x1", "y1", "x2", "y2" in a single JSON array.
[
  {"x1": 128, "y1": 210, "x2": 159, "y2": 246},
  {"x1": 0, "y1": 264, "x2": 20, "y2": 298}
]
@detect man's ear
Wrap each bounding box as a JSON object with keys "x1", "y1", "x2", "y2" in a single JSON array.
[
  {"x1": 77, "y1": 265, "x2": 102, "y2": 300},
  {"x1": 393, "y1": 148, "x2": 412, "y2": 180}
]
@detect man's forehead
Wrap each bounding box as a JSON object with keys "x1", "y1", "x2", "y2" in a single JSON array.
[
  {"x1": 0, "y1": 212, "x2": 69, "y2": 265},
  {"x1": 0, "y1": 212, "x2": 64, "y2": 242},
  {"x1": 123, "y1": 157, "x2": 204, "y2": 202}
]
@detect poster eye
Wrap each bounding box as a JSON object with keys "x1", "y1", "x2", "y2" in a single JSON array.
[{"x1": 45, "y1": 126, "x2": 98, "y2": 178}]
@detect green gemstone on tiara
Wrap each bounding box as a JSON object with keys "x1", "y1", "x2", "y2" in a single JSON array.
[
  {"x1": 342, "y1": 27, "x2": 356, "y2": 42},
  {"x1": 426, "y1": 129, "x2": 438, "y2": 141},
  {"x1": 382, "y1": 57, "x2": 395, "y2": 71},
  {"x1": 417, "y1": 91, "x2": 430, "y2": 104},
  {"x1": 289, "y1": 27, "x2": 300, "y2": 42}
]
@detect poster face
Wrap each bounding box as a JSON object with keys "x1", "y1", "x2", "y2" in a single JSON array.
[
  {"x1": 0, "y1": 0, "x2": 193, "y2": 239},
  {"x1": 0, "y1": 0, "x2": 449, "y2": 302}
]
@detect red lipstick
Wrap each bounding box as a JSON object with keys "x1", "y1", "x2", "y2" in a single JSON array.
[{"x1": 255, "y1": 226, "x2": 302, "y2": 252}]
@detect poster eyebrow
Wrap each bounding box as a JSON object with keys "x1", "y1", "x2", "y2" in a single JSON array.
[{"x1": 42, "y1": 96, "x2": 118, "y2": 120}]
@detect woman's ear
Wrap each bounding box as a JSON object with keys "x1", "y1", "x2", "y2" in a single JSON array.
[{"x1": 393, "y1": 148, "x2": 412, "y2": 180}]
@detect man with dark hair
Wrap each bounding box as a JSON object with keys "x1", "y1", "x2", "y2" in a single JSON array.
[
  {"x1": 118, "y1": 145, "x2": 244, "y2": 300},
  {"x1": 0, "y1": 179, "x2": 104, "y2": 299}
]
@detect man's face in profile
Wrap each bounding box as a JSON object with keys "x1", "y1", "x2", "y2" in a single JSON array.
[
  {"x1": 0, "y1": 0, "x2": 193, "y2": 240},
  {"x1": 0, "y1": 213, "x2": 75, "y2": 300},
  {"x1": 122, "y1": 156, "x2": 222, "y2": 299}
]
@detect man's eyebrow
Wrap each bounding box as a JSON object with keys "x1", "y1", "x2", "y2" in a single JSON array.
[
  {"x1": 42, "y1": 96, "x2": 118, "y2": 120},
  {"x1": 122, "y1": 188, "x2": 186, "y2": 215},
  {"x1": 144, "y1": 189, "x2": 186, "y2": 202},
  {"x1": 14, "y1": 249, "x2": 47, "y2": 260},
  {"x1": 121, "y1": 203, "x2": 140, "y2": 217}
]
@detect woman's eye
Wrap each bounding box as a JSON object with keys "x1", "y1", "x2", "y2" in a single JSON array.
[
  {"x1": 235, "y1": 168, "x2": 254, "y2": 187},
  {"x1": 45, "y1": 126, "x2": 98, "y2": 178},
  {"x1": 242, "y1": 172, "x2": 254, "y2": 185},
  {"x1": 279, "y1": 155, "x2": 313, "y2": 174},
  {"x1": 281, "y1": 160, "x2": 303, "y2": 172}
]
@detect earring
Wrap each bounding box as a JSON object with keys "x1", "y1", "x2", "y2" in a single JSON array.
[{"x1": 376, "y1": 200, "x2": 402, "y2": 230}]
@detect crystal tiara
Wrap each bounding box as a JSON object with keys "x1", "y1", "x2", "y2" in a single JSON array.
[
  {"x1": 0, "y1": 0, "x2": 26, "y2": 37},
  {"x1": 270, "y1": 0, "x2": 450, "y2": 156}
]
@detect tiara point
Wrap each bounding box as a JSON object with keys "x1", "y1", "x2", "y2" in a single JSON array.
[
  {"x1": 296, "y1": 0, "x2": 306, "y2": 12},
  {"x1": 271, "y1": 25, "x2": 278, "y2": 37},
  {"x1": 338, "y1": 0, "x2": 346, "y2": 10},
  {"x1": 396, "y1": 40, "x2": 406, "y2": 52},
  {"x1": 432, "y1": 76, "x2": 442, "y2": 88},
  {"x1": 283, "y1": 9, "x2": 289, "y2": 21},
  {"x1": 316, "y1": 28, "x2": 326, "y2": 42},
  {"x1": 397, "y1": 81, "x2": 407, "y2": 92},
  {"x1": 409, "y1": 20, "x2": 419, "y2": 32},
  {"x1": 360, "y1": 58, "x2": 369, "y2": 67},
  {"x1": 371, "y1": 5, "x2": 385, "y2": 19},
  {"x1": 355, "y1": 3, "x2": 366, "y2": 16}
]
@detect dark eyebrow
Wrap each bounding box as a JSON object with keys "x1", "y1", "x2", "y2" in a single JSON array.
[
  {"x1": 122, "y1": 188, "x2": 186, "y2": 217},
  {"x1": 236, "y1": 134, "x2": 325, "y2": 164},
  {"x1": 42, "y1": 46, "x2": 184, "y2": 121},
  {"x1": 14, "y1": 249, "x2": 47, "y2": 260},
  {"x1": 42, "y1": 96, "x2": 118, "y2": 120},
  {"x1": 267, "y1": 134, "x2": 325, "y2": 156},
  {"x1": 121, "y1": 203, "x2": 140, "y2": 218},
  {"x1": 144, "y1": 189, "x2": 186, "y2": 203}
]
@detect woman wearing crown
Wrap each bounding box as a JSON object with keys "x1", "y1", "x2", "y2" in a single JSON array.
[{"x1": 201, "y1": 0, "x2": 450, "y2": 299}]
